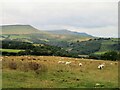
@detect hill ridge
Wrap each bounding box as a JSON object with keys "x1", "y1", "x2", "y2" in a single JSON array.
[{"x1": 1, "y1": 25, "x2": 42, "y2": 34}]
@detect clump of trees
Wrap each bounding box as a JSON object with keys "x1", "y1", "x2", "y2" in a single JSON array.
[
  {"x1": 89, "y1": 51, "x2": 120, "y2": 61},
  {"x1": 68, "y1": 40, "x2": 101, "y2": 55},
  {"x1": 100, "y1": 51, "x2": 120, "y2": 61},
  {"x1": 1, "y1": 40, "x2": 75, "y2": 57},
  {"x1": 1, "y1": 40, "x2": 35, "y2": 49}
]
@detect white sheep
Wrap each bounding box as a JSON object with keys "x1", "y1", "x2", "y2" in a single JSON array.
[
  {"x1": 58, "y1": 61, "x2": 65, "y2": 64},
  {"x1": 79, "y1": 63, "x2": 82, "y2": 66},
  {"x1": 110, "y1": 63, "x2": 113, "y2": 65},
  {"x1": 4, "y1": 56, "x2": 8, "y2": 58},
  {"x1": 0, "y1": 59, "x2": 2, "y2": 62},
  {"x1": 75, "y1": 58, "x2": 78, "y2": 60},
  {"x1": 98, "y1": 64, "x2": 105, "y2": 70},
  {"x1": 65, "y1": 61, "x2": 71, "y2": 65}
]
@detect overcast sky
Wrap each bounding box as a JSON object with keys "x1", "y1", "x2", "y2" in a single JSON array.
[{"x1": 0, "y1": 0, "x2": 119, "y2": 37}]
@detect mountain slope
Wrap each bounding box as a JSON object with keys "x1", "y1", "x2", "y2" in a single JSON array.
[
  {"x1": 1, "y1": 25, "x2": 119, "y2": 56},
  {"x1": 1, "y1": 25, "x2": 94, "y2": 42},
  {"x1": 46, "y1": 29, "x2": 93, "y2": 37},
  {"x1": 46, "y1": 29, "x2": 93, "y2": 42},
  {"x1": 1, "y1": 25, "x2": 44, "y2": 34}
]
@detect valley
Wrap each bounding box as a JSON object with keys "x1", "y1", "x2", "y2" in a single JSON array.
[
  {"x1": 1, "y1": 25, "x2": 119, "y2": 60},
  {"x1": 0, "y1": 25, "x2": 119, "y2": 88}
]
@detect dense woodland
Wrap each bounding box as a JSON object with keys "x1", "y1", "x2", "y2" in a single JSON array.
[{"x1": 1, "y1": 40, "x2": 72, "y2": 57}]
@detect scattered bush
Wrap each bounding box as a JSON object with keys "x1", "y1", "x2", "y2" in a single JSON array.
[
  {"x1": 9, "y1": 61, "x2": 17, "y2": 70},
  {"x1": 35, "y1": 64, "x2": 47, "y2": 75},
  {"x1": 28, "y1": 61, "x2": 40, "y2": 71}
]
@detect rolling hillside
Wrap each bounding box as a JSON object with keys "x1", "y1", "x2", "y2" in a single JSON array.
[
  {"x1": 1, "y1": 25, "x2": 119, "y2": 56},
  {"x1": 46, "y1": 29, "x2": 92, "y2": 37},
  {"x1": 1, "y1": 25, "x2": 44, "y2": 34},
  {"x1": 46, "y1": 30, "x2": 93, "y2": 41},
  {"x1": 1, "y1": 25, "x2": 93, "y2": 42}
]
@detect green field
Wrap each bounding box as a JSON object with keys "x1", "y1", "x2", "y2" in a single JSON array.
[
  {"x1": 94, "y1": 51, "x2": 108, "y2": 55},
  {"x1": 9, "y1": 35, "x2": 30, "y2": 39},
  {"x1": 2, "y1": 56, "x2": 118, "y2": 88},
  {"x1": 0, "y1": 49, "x2": 24, "y2": 53},
  {"x1": 99, "y1": 39, "x2": 118, "y2": 52}
]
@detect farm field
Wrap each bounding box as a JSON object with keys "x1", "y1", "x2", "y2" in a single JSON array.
[
  {"x1": 1, "y1": 56, "x2": 118, "y2": 88},
  {"x1": 0, "y1": 49, "x2": 25, "y2": 53}
]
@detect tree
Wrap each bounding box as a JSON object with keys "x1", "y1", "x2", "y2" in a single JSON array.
[{"x1": 101, "y1": 51, "x2": 118, "y2": 61}]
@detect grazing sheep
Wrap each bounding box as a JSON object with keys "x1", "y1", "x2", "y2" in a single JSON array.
[
  {"x1": 98, "y1": 64, "x2": 105, "y2": 70},
  {"x1": 0, "y1": 59, "x2": 2, "y2": 62},
  {"x1": 110, "y1": 63, "x2": 113, "y2": 65},
  {"x1": 65, "y1": 61, "x2": 71, "y2": 65},
  {"x1": 75, "y1": 58, "x2": 78, "y2": 60},
  {"x1": 58, "y1": 61, "x2": 65, "y2": 64},
  {"x1": 27, "y1": 57, "x2": 31, "y2": 60},
  {"x1": 40, "y1": 56, "x2": 43, "y2": 58},
  {"x1": 79, "y1": 63, "x2": 82, "y2": 66},
  {"x1": 5, "y1": 56, "x2": 8, "y2": 58}
]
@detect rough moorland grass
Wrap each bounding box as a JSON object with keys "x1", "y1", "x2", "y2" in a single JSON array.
[{"x1": 2, "y1": 56, "x2": 118, "y2": 88}]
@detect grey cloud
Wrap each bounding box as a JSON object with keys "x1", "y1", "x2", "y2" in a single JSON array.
[{"x1": 1, "y1": 1, "x2": 118, "y2": 37}]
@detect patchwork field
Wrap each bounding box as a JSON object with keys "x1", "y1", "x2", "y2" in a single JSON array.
[
  {"x1": 1, "y1": 56, "x2": 118, "y2": 88},
  {"x1": 0, "y1": 49, "x2": 25, "y2": 53}
]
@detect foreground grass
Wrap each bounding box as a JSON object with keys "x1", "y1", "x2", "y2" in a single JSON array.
[{"x1": 2, "y1": 56, "x2": 118, "y2": 88}]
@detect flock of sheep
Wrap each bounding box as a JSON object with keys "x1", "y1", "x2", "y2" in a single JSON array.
[
  {"x1": 58, "y1": 61, "x2": 83, "y2": 66},
  {"x1": 58, "y1": 60, "x2": 106, "y2": 70},
  {"x1": 1, "y1": 56, "x2": 117, "y2": 70}
]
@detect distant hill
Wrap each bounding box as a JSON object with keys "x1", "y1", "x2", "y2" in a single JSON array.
[
  {"x1": 46, "y1": 29, "x2": 93, "y2": 42},
  {"x1": 1, "y1": 25, "x2": 45, "y2": 34},
  {"x1": 1, "y1": 25, "x2": 119, "y2": 56},
  {"x1": 46, "y1": 29, "x2": 93, "y2": 37},
  {"x1": 1, "y1": 25, "x2": 93, "y2": 42}
]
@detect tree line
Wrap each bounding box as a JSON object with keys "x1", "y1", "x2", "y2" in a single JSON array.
[{"x1": 1, "y1": 40, "x2": 119, "y2": 61}]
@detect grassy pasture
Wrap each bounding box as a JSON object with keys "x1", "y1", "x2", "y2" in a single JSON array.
[
  {"x1": 9, "y1": 35, "x2": 30, "y2": 39},
  {"x1": 94, "y1": 51, "x2": 107, "y2": 55},
  {"x1": 1, "y1": 56, "x2": 118, "y2": 88},
  {"x1": 0, "y1": 49, "x2": 25, "y2": 53}
]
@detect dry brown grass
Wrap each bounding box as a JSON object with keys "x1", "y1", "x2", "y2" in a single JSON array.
[{"x1": 2, "y1": 56, "x2": 118, "y2": 88}]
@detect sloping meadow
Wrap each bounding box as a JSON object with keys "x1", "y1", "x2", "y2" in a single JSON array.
[{"x1": 2, "y1": 56, "x2": 118, "y2": 88}]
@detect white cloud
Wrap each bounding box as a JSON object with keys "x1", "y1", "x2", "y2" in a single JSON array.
[{"x1": 69, "y1": 26, "x2": 118, "y2": 38}]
